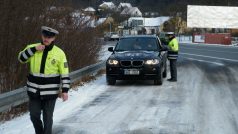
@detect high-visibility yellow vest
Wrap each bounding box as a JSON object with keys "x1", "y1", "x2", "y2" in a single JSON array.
[
  {"x1": 168, "y1": 38, "x2": 179, "y2": 52},
  {"x1": 18, "y1": 43, "x2": 70, "y2": 99},
  {"x1": 167, "y1": 38, "x2": 179, "y2": 60}
]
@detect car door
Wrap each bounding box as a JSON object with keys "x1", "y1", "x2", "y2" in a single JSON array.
[{"x1": 157, "y1": 37, "x2": 167, "y2": 68}]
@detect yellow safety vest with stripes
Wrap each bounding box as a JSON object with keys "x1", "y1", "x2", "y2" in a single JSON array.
[
  {"x1": 18, "y1": 43, "x2": 70, "y2": 99},
  {"x1": 168, "y1": 38, "x2": 179, "y2": 60},
  {"x1": 168, "y1": 38, "x2": 179, "y2": 52}
]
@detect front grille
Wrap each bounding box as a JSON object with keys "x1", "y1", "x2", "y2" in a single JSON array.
[
  {"x1": 120, "y1": 60, "x2": 144, "y2": 67},
  {"x1": 121, "y1": 61, "x2": 131, "y2": 67},
  {"x1": 132, "y1": 61, "x2": 144, "y2": 67}
]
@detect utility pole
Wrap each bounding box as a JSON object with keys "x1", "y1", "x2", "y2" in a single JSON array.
[{"x1": 109, "y1": 22, "x2": 112, "y2": 33}]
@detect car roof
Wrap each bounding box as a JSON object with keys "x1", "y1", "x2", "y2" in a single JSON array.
[{"x1": 121, "y1": 35, "x2": 157, "y2": 39}]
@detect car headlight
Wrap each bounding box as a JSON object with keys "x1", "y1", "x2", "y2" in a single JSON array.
[
  {"x1": 145, "y1": 59, "x2": 159, "y2": 65},
  {"x1": 108, "y1": 59, "x2": 119, "y2": 65}
]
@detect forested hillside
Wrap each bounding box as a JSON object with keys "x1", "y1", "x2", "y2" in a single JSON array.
[{"x1": 72, "y1": 0, "x2": 238, "y2": 15}]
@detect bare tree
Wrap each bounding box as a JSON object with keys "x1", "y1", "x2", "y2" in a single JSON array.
[{"x1": 0, "y1": 0, "x2": 102, "y2": 93}]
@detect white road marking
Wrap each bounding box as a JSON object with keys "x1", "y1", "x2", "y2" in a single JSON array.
[
  {"x1": 183, "y1": 57, "x2": 224, "y2": 66},
  {"x1": 180, "y1": 52, "x2": 238, "y2": 62},
  {"x1": 181, "y1": 47, "x2": 238, "y2": 54},
  {"x1": 180, "y1": 43, "x2": 238, "y2": 48}
]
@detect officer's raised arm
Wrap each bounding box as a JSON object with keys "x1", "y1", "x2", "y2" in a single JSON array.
[{"x1": 18, "y1": 45, "x2": 37, "y2": 63}]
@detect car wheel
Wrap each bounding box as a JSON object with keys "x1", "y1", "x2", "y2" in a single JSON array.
[
  {"x1": 107, "y1": 77, "x2": 116, "y2": 85},
  {"x1": 163, "y1": 62, "x2": 167, "y2": 78},
  {"x1": 154, "y1": 69, "x2": 163, "y2": 85}
]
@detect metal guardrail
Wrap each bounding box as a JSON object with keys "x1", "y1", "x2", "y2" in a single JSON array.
[{"x1": 0, "y1": 61, "x2": 106, "y2": 113}]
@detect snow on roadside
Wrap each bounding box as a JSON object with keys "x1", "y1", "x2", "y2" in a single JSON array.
[
  {"x1": 0, "y1": 76, "x2": 108, "y2": 134},
  {"x1": 98, "y1": 42, "x2": 115, "y2": 61}
]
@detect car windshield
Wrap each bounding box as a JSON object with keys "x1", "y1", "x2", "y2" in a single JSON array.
[{"x1": 115, "y1": 37, "x2": 159, "y2": 51}]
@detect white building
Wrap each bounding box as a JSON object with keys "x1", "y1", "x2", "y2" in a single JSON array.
[
  {"x1": 99, "y1": 2, "x2": 116, "y2": 10},
  {"x1": 121, "y1": 7, "x2": 142, "y2": 17},
  {"x1": 83, "y1": 7, "x2": 96, "y2": 12},
  {"x1": 123, "y1": 17, "x2": 170, "y2": 34},
  {"x1": 96, "y1": 18, "x2": 107, "y2": 26},
  {"x1": 117, "y1": 3, "x2": 132, "y2": 11},
  {"x1": 144, "y1": 17, "x2": 170, "y2": 34},
  {"x1": 83, "y1": 7, "x2": 96, "y2": 15}
]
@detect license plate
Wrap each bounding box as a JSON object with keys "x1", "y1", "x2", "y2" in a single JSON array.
[{"x1": 124, "y1": 69, "x2": 140, "y2": 75}]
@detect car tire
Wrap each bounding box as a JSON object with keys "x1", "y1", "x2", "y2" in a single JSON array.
[
  {"x1": 107, "y1": 77, "x2": 116, "y2": 85},
  {"x1": 154, "y1": 69, "x2": 163, "y2": 85},
  {"x1": 163, "y1": 62, "x2": 167, "y2": 78}
]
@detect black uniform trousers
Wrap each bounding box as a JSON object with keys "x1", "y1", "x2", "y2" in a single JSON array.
[
  {"x1": 29, "y1": 98, "x2": 56, "y2": 134},
  {"x1": 169, "y1": 59, "x2": 177, "y2": 80}
]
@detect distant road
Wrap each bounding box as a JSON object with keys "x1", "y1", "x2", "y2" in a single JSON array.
[{"x1": 180, "y1": 43, "x2": 238, "y2": 64}]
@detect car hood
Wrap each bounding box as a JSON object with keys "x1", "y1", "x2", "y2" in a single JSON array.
[{"x1": 110, "y1": 51, "x2": 159, "y2": 60}]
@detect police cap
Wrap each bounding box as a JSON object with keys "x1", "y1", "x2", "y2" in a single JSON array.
[
  {"x1": 41, "y1": 26, "x2": 59, "y2": 37},
  {"x1": 165, "y1": 32, "x2": 175, "y2": 35}
]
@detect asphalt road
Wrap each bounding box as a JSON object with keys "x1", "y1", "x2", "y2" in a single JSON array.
[
  {"x1": 53, "y1": 43, "x2": 238, "y2": 134},
  {"x1": 180, "y1": 43, "x2": 238, "y2": 64}
]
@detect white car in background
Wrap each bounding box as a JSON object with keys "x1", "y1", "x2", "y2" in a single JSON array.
[
  {"x1": 110, "y1": 32, "x2": 120, "y2": 41},
  {"x1": 104, "y1": 32, "x2": 120, "y2": 41}
]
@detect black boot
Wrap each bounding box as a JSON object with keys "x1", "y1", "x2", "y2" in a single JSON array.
[{"x1": 167, "y1": 78, "x2": 177, "y2": 82}]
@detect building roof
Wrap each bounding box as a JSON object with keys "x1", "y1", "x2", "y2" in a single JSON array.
[
  {"x1": 96, "y1": 18, "x2": 107, "y2": 25},
  {"x1": 125, "y1": 16, "x2": 170, "y2": 27},
  {"x1": 99, "y1": 2, "x2": 115, "y2": 9},
  {"x1": 118, "y1": 3, "x2": 132, "y2": 8},
  {"x1": 83, "y1": 7, "x2": 96, "y2": 12},
  {"x1": 144, "y1": 17, "x2": 170, "y2": 27},
  {"x1": 121, "y1": 7, "x2": 142, "y2": 16},
  {"x1": 127, "y1": 17, "x2": 144, "y2": 23}
]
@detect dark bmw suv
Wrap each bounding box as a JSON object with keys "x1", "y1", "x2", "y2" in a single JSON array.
[{"x1": 106, "y1": 35, "x2": 168, "y2": 85}]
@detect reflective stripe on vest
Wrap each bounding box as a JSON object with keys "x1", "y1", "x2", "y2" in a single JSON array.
[
  {"x1": 27, "y1": 81, "x2": 60, "y2": 89},
  {"x1": 30, "y1": 73, "x2": 60, "y2": 78},
  {"x1": 40, "y1": 91, "x2": 59, "y2": 95}
]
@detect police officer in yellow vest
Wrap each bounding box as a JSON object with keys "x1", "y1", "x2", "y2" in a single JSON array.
[
  {"x1": 166, "y1": 32, "x2": 179, "y2": 82},
  {"x1": 18, "y1": 26, "x2": 70, "y2": 134}
]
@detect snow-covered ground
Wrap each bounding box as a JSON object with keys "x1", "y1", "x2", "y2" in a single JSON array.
[
  {"x1": 0, "y1": 77, "x2": 108, "y2": 134},
  {"x1": 1, "y1": 41, "x2": 238, "y2": 134},
  {"x1": 1, "y1": 58, "x2": 237, "y2": 134},
  {"x1": 98, "y1": 41, "x2": 116, "y2": 61}
]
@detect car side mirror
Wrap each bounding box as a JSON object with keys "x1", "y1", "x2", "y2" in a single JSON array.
[{"x1": 108, "y1": 47, "x2": 114, "y2": 52}]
